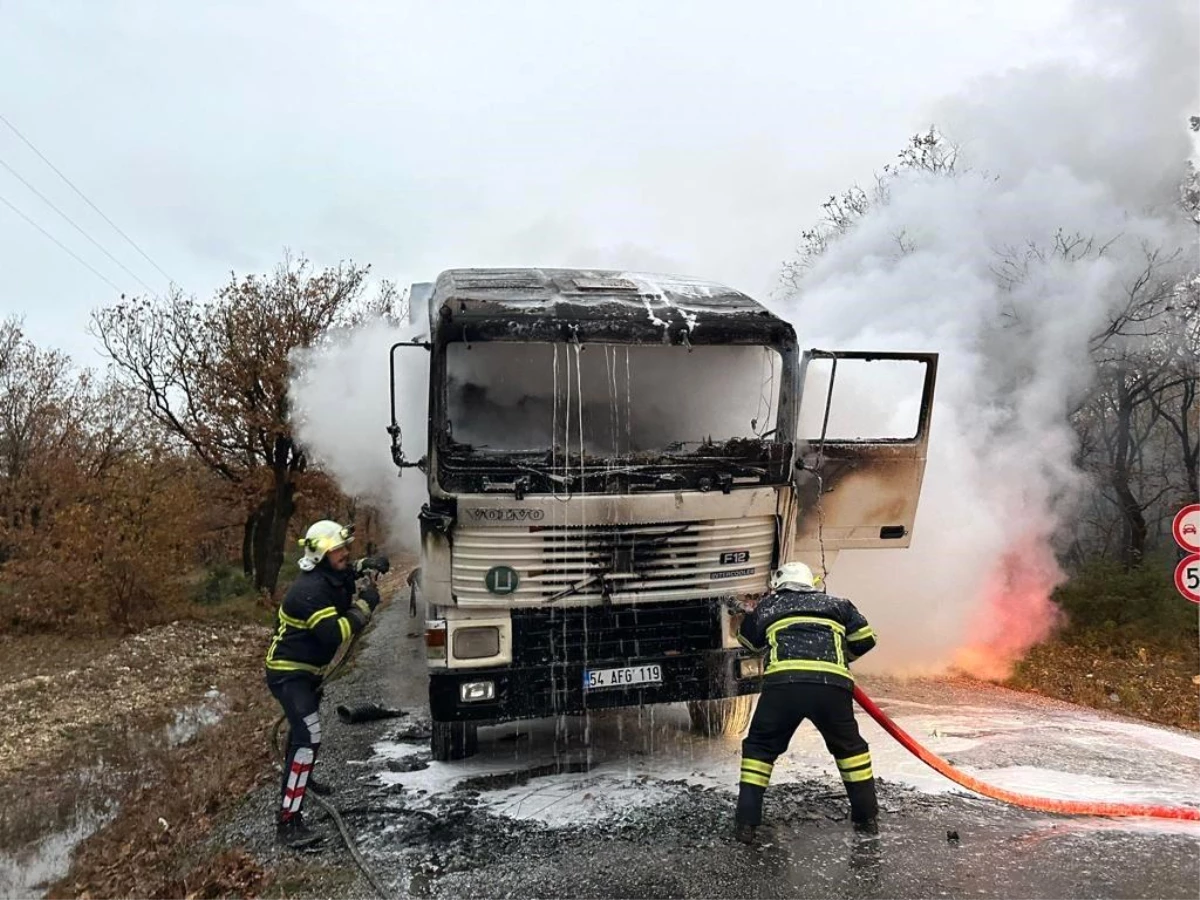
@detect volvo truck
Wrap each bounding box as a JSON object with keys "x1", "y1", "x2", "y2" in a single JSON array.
[{"x1": 388, "y1": 268, "x2": 936, "y2": 760}]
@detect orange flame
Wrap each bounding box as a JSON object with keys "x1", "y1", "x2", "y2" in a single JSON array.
[{"x1": 952, "y1": 539, "x2": 1065, "y2": 680}]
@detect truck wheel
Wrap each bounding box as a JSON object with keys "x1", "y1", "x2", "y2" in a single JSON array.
[
  {"x1": 431, "y1": 721, "x2": 478, "y2": 761},
  {"x1": 687, "y1": 696, "x2": 755, "y2": 737}
]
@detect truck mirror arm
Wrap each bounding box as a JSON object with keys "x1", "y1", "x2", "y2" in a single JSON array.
[{"x1": 388, "y1": 340, "x2": 432, "y2": 473}]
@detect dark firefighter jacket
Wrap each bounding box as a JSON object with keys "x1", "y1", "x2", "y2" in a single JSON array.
[
  {"x1": 737, "y1": 588, "x2": 876, "y2": 691},
  {"x1": 265, "y1": 564, "x2": 371, "y2": 678}
]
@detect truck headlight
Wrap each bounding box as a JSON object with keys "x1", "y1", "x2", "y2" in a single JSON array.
[
  {"x1": 460, "y1": 680, "x2": 496, "y2": 703},
  {"x1": 453, "y1": 626, "x2": 500, "y2": 660}
]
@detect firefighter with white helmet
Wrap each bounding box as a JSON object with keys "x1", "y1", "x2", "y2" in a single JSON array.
[
  {"x1": 733, "y1": 561, "x2": 879, "y2": 843},
  {"x1": 264, "y1": 520, "x2": 390, "y2": 848}
]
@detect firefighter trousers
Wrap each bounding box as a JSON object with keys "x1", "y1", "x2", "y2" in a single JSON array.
[
  {"x1": 737, "y1": 680, "x2": 878, "y2": 826},
  {"x1": 267, "y1": 673, "x2": 323, "y2": 823}
]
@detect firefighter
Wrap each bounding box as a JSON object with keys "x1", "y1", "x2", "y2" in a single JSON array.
[
  {"x1": 264, "y1": 519, "x2": 390, "y2": 848},
  {"x1": 733, "y1": 561, "x2": 878, "y2": 843}
]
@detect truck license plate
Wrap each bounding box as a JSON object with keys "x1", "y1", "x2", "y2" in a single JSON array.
[{"x1": 583, "y1": 664, "x2": 663, "y2": 690}]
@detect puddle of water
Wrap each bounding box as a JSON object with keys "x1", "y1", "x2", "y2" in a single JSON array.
[
  {"x1": 165, "y1": 690, "x2": 227, "y2": 746},
  {"x1": 0, "y1": 801, "x2": 116, "y2": 899},
  {"x1": 0, "y1": 690, "x2": 229, "y2": 899}
]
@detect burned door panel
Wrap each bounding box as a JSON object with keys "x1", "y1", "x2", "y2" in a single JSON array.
[{"x1": 792, "y1": 351, "x2": 937, "y2": 553}]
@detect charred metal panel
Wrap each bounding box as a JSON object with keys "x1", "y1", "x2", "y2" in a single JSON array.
[
  {"x1": 436, "y1": 439, "x2": 792, "y2": 496},
  {"x1": 457, "y1": 486, "x2": 779, "y2": 528},
  {"x1": 792, "y1": 443, "x2": 928, "y2": 551},
  {"x1": 418, "y1": 499, "x2": 456, "y2": 609},
  {"x1": 428, "y1": 268, "x2": 798, "y2": 349},
  {"x1": 790, "y1": 351, "x2": 937, "y2": 553},
  {"x1": 422, "y1": 268, "x2": 801, "y2": 499}
]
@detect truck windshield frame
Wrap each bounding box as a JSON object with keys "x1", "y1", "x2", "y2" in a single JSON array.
[{"x1": 429, "y1": 333, "x2": 799, "y2": 497}]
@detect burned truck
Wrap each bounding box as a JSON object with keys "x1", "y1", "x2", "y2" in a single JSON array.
[{"x1": 389, "y1": 268, "x2": 936, "y2": 760}]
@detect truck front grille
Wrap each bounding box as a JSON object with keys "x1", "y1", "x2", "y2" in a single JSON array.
[
  {"x1": 512, "y1": 599, "x2": 719, "y2": 665},
  {"x1": 452, "y1": 515, "x2": 775, "y2": 607}
]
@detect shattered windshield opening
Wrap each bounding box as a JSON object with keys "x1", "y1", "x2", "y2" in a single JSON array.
[{"x1": 444, "y1": 342, "x2": 782, "y2": 461}]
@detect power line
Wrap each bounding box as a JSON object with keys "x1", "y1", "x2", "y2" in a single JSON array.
[
  {"x1": 0, "y1": 111, "x2": 176, "y2": 286},
  {"x1": 0, "y1": 190, "x2": 122, "y2": 292},
  {"x1": 0, "y1": 155, "x2": 156, "y2": 293}
]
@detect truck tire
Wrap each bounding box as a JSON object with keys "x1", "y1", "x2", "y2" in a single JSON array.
[
  {"x1": 431, "y1": 721, "x2": 478, "y2": 761},
  {"x1": 687, "y1": 696, "x2": 755, "y2": 737}
]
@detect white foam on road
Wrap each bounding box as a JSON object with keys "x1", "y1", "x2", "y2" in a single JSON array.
[{"x1": 371, "y1": 687, "x2": 1200, "y2": 830}]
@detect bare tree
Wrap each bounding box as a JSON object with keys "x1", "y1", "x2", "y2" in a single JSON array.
[
  {"x1": 781, "y1": 128, "x2": 961, "y2": 288},
  {"x1": 92, "y1": 253, "x2": 381, "y2": 593}
]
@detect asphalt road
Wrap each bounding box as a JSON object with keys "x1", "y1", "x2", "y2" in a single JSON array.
[{"x1": 227, "y1": 597, "x2": 1200, "y2": 899}]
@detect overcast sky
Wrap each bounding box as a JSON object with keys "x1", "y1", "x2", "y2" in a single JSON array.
[{"x1": 0, "y1": 0, "x2": 1080, "y2": 366}]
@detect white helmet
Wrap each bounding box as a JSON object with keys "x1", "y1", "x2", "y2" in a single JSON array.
[
  {"x1": 770, "y1": 561, "x2": 819, "y2": 592},
  {"x1": 298, "y1": 520, "x2": 355, "y2": 571}
]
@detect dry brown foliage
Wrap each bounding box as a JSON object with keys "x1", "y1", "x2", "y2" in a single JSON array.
[
  {"x1": 91, "y1": 253, "x2": 392, "y2": 594},
  {"x1": 1, "y1": 320, "x2": 204, "y2": 632}
]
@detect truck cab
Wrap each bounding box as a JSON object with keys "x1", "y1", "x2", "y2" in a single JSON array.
[{"x1": 389, "y1": 268, "x2": 936, "y2": 759}]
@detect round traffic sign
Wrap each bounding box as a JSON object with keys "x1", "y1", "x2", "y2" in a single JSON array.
[
  {"x1": 1174, "y1": 553, "x2": 1200, "y2": 605},
  {"x1": 1171, "y1": 504, "x2": 1200, "y2": 553}
]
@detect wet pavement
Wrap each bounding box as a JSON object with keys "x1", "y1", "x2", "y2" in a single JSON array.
[{"x1": 218, "y1": 597, "x2": 1200, "y2": 899}]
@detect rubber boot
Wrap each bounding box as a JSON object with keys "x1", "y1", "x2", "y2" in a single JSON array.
[
  {"x1": 734, "y1": 822, "x2": 757, "y2": 844},
  {"x1": 277, "y1": 813, "x2": 324, "y2": 849},
  {"x1": 853, "y1": 817, "x2": 879, "y2": 836}
]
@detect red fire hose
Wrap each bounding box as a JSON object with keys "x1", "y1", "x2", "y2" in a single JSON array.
[{"x1": 853, "y1": 686, "x2": 1200, "y2": 821}]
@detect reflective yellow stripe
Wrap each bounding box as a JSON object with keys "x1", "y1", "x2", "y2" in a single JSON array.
[
  {"x1": 266, "y1": 604, "x2": 333, "y2": 674},
  {"x1": 306, "y1": 607, "x2": 339, "y2": 629},
  {"x1": 766, "y1": 615, "x2": 846, "y2": 639},
  {"x1": 338, "y1": 617, "x2": 352, "y2": 643},
  {"x1": 265, "y1": 616, "x2": 286, "y2": 664},
  {"x1": 765, "y1": 659, "x2": 853, "y2": 679},
  {"x1": 265, "y1": 658, "x2": 324, "y2": 675},
  {"x1": 842, "y1": 767, "x2": 874, "y2": 783},
  {"x1": 278, "y1": 609, "x2": 307, "y2": 630},
  {"x1": 741, "y1": 759, "x2": 774, "y2": 776},
  {"x1": 847, "y1": 626, "x2": 875, "y2": 642},
  {"x1": 836, "y1": 752, "x2": 872, "y2": 771},
  {"x1": 739, "y1": 772, "x2": 771, "y2": 788}
]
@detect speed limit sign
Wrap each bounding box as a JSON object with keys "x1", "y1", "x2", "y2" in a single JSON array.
[{"x1": 1175, "y1": 553, "x2": 1200, "y2": 605}]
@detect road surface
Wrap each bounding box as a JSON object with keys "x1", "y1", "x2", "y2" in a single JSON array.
[{"x1": 226, "y1": 598, "x2": 1200, "y2": 899}]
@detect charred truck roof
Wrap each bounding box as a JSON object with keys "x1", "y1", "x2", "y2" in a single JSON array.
[{"x1": 425, "y1": 268, "x2": 796, "y2": 347}]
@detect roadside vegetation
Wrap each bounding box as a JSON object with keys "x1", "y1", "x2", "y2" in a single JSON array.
[
  {"x1": 0, "y1": 256, "x2": 400, "y2": 898},
  {"x1": 1008, "y1": 556, "x2": 1198, "y2": 731}
]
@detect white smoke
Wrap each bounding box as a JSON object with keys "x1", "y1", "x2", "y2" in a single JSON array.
[
  {"x1": 777, "y1": 0, "x2": 1198, "y2": 676},
  {"x1": 286, "y1": 0, "x2": 1195, "y2": 679},
  {"x1": 291, "y1": 321, "x2": 429, "y2": 551}
]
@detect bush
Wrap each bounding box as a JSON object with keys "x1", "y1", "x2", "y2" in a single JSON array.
[
  {"x1": 1052, "y1": 554, "x2": 1198, "y2": 651},
  {"x1": 193, "y1": 564, "x2": 255, "y2": 606}
]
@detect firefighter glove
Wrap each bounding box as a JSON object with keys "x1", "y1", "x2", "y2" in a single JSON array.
[
  {"x1": 355, "y1": 555, "x2": 391, "y2": 576},
  {"x1": 359, "y1": 584, "x2": 381, "y2": 612}
]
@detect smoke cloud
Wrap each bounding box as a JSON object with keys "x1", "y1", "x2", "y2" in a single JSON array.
[
  {"x1": 290, "y1": 0, "x2": 1196, "y2": 679},
  {"x1": 291, "y1": 322, "x2": 429, "y2": 551},
  {"x1": 777, "y1": 0, "x2": 1198, "y2": 676}
]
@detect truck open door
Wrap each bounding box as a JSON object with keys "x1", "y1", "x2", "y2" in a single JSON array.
[{"x1": 790, "y1": 350, "x2": 937, "y2": 562}]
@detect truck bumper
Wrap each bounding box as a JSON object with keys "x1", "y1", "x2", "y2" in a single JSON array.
[{"x1": 429, "y1": 649, "x2": 761, "y2": 723}]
